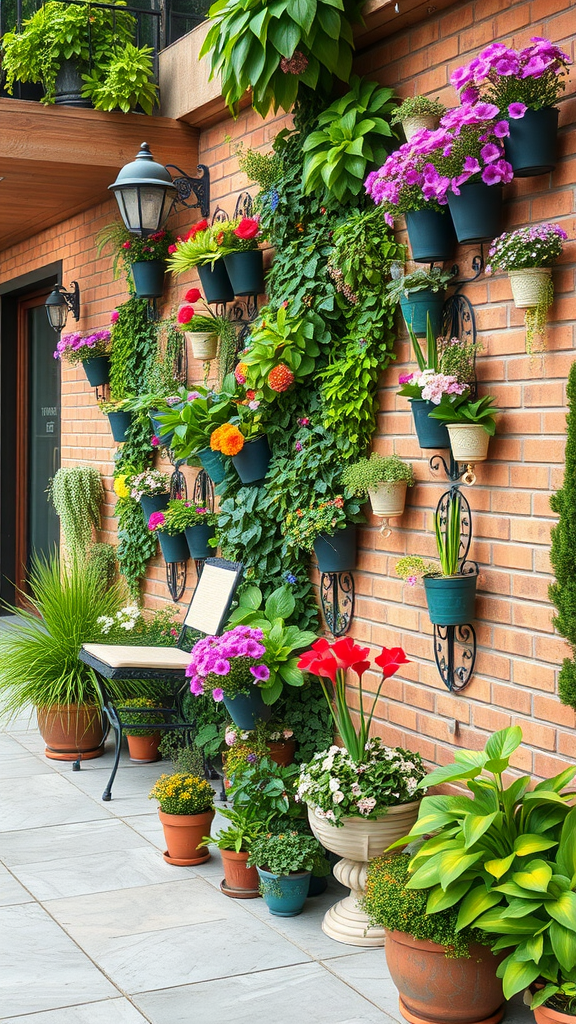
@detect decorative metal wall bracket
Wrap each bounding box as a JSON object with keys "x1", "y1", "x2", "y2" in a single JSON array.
[
  {"x1": 165, "y1": 459, "x2": 188, "y2": 602},
  {"x1": 167, "y1": 163, "x2": 211, "y2": 218},
  {"x1": 191, "y1": 469, "x2": 215, "y2": 580},
  {"x1": 320, "y1": 572, "x2": 355, "y2": 637}
]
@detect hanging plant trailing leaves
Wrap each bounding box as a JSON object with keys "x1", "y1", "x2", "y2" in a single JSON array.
[{"x1": 199, "y1": 0, "x2": 365, "y2": 118}]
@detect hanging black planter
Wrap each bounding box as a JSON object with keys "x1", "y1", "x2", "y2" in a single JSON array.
[
  {"x1": 424, "y1": 573, "x2": 477, "y2": 626},
  {"x1": 131, "y1": 259, "x2": 166, "y2": 299},
  {"x1": 185, "y1": 524, "x2": 215, "y2": 559},
  {"x1": 223, "y1": 250, "x2": 264, "y2": 297},
  {"x1": 231, "y1": 435, "x2": 271, "y2": 485},
  {"x1": 399, "y1": 289, "x2": 445, "y2": 338},
  {"x1": 198, "y1": 261, "x2": 234, "y2": 304},
  {"x1": 405, "y1": 209, "x2": 456, "y2": 263},
  {"x1": 410, "y1": 399, "x2": 450, "y2": 449},
  {"x1": 54, "y1": 59, "x2": 91, "y2": 107},
  {"x1": 313, "y1": 525, "x2": 357, "y2": 573},
  {"x1": 82, "y1": 356, "x2": 110, "y2": 388},
  {"x1": 198, "y1": 447, "x2": 226, "y2": 484},
  {"x1": 107, "y1": 410, "x2": 132, "y2": 443},
  {"x1": 158, "y1": 532, "x2": 189, "y2": 563},
  {"x1": 447, "y1": 183, "x2": 503, "y2": 244},
  {"x1": 504, "y1": 107, "x2": 559, "y2": 177},
  {"x1": 140, "y1": 493, "x2": 170, "y2": 523}
]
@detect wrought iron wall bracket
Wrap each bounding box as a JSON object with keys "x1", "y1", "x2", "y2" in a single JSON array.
[
  {"x1": 320, "y1": 572, "x2": 355, "y2": 637},
  {"x1": 167, "y1": 163, "x2": 211, "y2": 218},
  {"x1": 164, "y1": 461, "x2": 188, "y2": 602}
]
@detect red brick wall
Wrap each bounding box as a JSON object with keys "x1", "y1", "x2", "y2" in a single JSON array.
[{"x1": 1, "y1": 0, "x2": 575, "y2": 775}]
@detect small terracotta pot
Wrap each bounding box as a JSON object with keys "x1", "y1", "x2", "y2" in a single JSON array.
[
  {"x1": 37, "y1": 704, "x2": 105, "y2": 761},
  {"x1": 220, "y1": 849, "x2": 260, "y2": 898},
  {"x1": 266, "y1": 739, "x2": 296, "y2": 766},
  {"x1": 384, "y1": 929, "x2": 504, "y2": 1024},
  {"x1": 126, "y1": 732, "x2": 161, "y2": 763},
  {"x1": 534, "y1": 1006, "x2": 576, "y2": 1024},
  {"x1": 158, "y1": 808, "x2": 215, "y2": 866}
]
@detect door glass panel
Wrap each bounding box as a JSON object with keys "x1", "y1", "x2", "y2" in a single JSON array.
[{"x1": 28, "y1": 306, "x2": 60, "y2": 566}]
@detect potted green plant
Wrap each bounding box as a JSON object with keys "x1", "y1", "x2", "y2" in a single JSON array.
[
  {"x1": 160, "y1": 499, "x2": 218, "y2": 560},
  {"x1": 99, "y1": 398, "x2": 132, "y2": 443},
  {"x1": 386, "y1": 266, "x2": 454, "y2": 337},
  {"x1": 239, "y1": 305, "x2": 329, "y2": 401},
  {"x1": 128, "y1": 469, "x2": 171, "y2": 522},
  {"x1": 120, "y1": 697, "x2": 164, "y2": 763},
  {"x1": 48, "y1": 465, "x2": 104, "y2": 555},
  {"x1": 283, "y1": 494, "x2": 363, "y2": 574},
  {"x1": 148, "y1": 771, "x2": 215, "y2": 866},
  {"x1": 146, "y1": 508, "x2": 190, "y2": 564},
  {"x1": 167, "y1": 220, "x2": 234, "y2": 304},
  {"x1": 362, "y1": 853, "x2": 503, "y2": 1024},
  {"x1": 390, "y1": 95, "x2": 446, "y2": 142},
  {"x1": 225, "y1": 717, "x2": 297, "y2": 768},
  {"x1": 247, "y1": 829, "x2": 322, "y2": 917},
  {"x1": 214, "y1": 217, "x2": 264, "y2": 296},
  {"x1": 53, "y1": 328, "x2": 112, "y2": 387},
  {"x1": 451, "y1": 38, "x2": 571, "y2": 176},
  {"x1": 175, "y1": 287, "x2": 236, "y2": 362},
  {"x1": 153, "y1": 383, "x2": 234, "y2": 482},
  {"x1": 80, "y1": 41, "x2": 157, "y2": 114},
  {"x1": 342, "y1": 453, "x2": 414, "y2": 521},
  {"x1": 397, "y1": 317, "x2": 468, "y2": 449},
  {"x1": 0, "y1": 551, "x2": 127, "y2": 760},
  {"x1": 428, "y1": 389, "x2": 499, "y2": 463},
  {"x1": 486, "y1": 223, "x2": 567, "y2": 354},
  {"x1": 205, "y1": 804, "x2": 267, "y2": 898},
  {"x1": 396, "y1": 490, "x2": 477, "y2": 626}
]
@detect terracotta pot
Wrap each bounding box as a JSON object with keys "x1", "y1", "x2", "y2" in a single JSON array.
[
  {"x1": 126, "y1": 732, "x2": 161, "y2": 763},
  {"x1": 385, "y1": 929, "x2": 504, "y2": 1024},
  {"x1": 158, "y1": 808, "x2": 215, "y2": 866},
  {"x1": 446, "y1": 423, "x2": 490, "y2": 463},
  {"x1": 36, "y1": 704, "x2": 105, "y2": 761},
  {"x1": 534, "y1": 1007, "x2": 576, "y2": 1023},
  {"x1": 508, "y1": 267, "x2": 552, "y2": 309},
  {"x1": 220, "y1": 849, "x2": 260, "y2": 898},
  {"x1": 266, "y1": 739, "x2": 296, "y2": 766},
  {"x1": 369, "y1": 480, "x2": 408, "y2": 519}
]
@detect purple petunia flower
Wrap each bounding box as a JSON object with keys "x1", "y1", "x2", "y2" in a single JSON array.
[
  {"x1": 212, "y1": 688, "x2": 224, "y2": 702},
  {"x1": 508, "y1": 102, "x2": 527, "y2": 119},
  {"x1": 250, "y1": 664, "x2": 270, "y2": 682},
  {"x1": 212, "y1": 659, "x2": 231, "y2": 676}
]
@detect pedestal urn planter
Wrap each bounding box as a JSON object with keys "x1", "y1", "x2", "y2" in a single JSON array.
[{"x1": 307, "y1": 802, "x2": 420, "y2": 946}]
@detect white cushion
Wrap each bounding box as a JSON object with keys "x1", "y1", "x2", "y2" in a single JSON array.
[{"x1": 82, "y1": 644, "x2": 191, "y2": 670}]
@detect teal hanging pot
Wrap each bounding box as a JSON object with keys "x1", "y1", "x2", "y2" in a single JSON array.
[
  {"x1": 399, "y1": 289, "x2": 445, "y2": 338},
  {"x1": 223, "y1": 250, "x2": 265, "y2": 297},
  {"x1": 424, "y1": 573, "x2": 477, "y2": 626},
  {"x1": 83, "y1": 356, "x2": 110, "y2": 388},
  {"x1": 257, "y1": 868, "x2": 311, "y2": 917},
  {"x1": 185, "y1": 524, "x2": 215, "y2": 559},
  {"x1": 405, "y1": 209, "x2": 456, "y2": 264},
  {"x1": 140, "y1": 493, "x2": 170, "y2": 523},
  {"x1": 410, "y1": 400, "x2": 450, "y2": 450},
  {"x1": 223, "y1": 689, "x2": 272, "y2": 730},
  {"x1": 131, "y1": 259, "x2": 166, "y2": 299},
  {"x1": 198, "y1": 261, "x2": 234, "y2": 304},
  {"x1": 447, "y1": 183, "x2": 502, "y2": 244},
  {"x1": 157, "y1": 532, "x2": 189, "y2": 564},
  {"x1": 231, "y1": 435, "x2": 271, "y2": 485},
  {"x1": 198, "y1": 447, "x2": 226, "y2": 484},
  {"x1": 107, "y1": 410, "x2": 132, "y2": 443},
  {"x1": 504, "y1": 107, "x2": 558, "y2": 177},
  {"x1": 313, "y1": 525, "x2": 357, "y2": 573}
]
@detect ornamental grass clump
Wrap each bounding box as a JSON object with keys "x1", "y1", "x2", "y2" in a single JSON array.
[
  {"x1": 396, "y1": 491, "x2": 464, "y2": 582},
  {"x1": 186, "y1": 625, "x2": 270, "y2": 704},
  {"x1": 450, "y1": 37, "x2": 571, "y2": 114},
  {"x1": 148, "y1": 772, "x2": 215, "y2": 816}
]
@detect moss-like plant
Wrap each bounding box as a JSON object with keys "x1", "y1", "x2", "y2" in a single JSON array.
[
  {"x1": 342, "y1": 454, "x2": 414, "y2": 497},
  {"x1": 48, "y1": 466, "x2": 104, "y2": 553},
  {"x1": 362, "y1": 854, "x2": 492, "y2": 959},
  {"x1": 390, "y1": 95, "x2": 445, "y2": 125},
  {"x1": 550, "y1": 360, "x2": 576, "y2": 710},
  {"x1": 121, "y1": 697, "x2": 164, "y2": 737}
]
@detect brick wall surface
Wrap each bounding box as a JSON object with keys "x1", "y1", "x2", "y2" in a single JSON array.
[{"x1": 1, "y1": 0, "x2": 575, "y2": 776}]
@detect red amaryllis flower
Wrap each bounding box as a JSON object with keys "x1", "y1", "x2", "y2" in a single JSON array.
[
  {"x1": 185, "y1": 288, "x2": 201, "y2": 303},
  {"x1": 234, "y1": 217, "x2": 260, "y2": 240},
  {"x1": 374, "y1": 646, "x2": 410, "y2": 678},
  {"x1": 332, "y1": 637, "x2": 371, "y2": 676},
  {"x1": 297, "y1": 638, "x2": 338, "y2": 684},
  {"x1": 177, "y1": 305, "x2": 195, "y2": 325}
]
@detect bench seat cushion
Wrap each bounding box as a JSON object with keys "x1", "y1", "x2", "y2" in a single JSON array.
[{"x1": 81, "y1": 644, "x2": 191, "y2": 670}]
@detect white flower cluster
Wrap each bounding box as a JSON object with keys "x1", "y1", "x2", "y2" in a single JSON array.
[{"x1": 97, "y1": 605, "x2": 140, "y2": 635}]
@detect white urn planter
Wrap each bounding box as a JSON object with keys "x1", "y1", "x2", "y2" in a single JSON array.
[
  {"x1": 508, "y1": 267, "x2": 552, "y2": 309},
  {"x1": 401, "y1": 115, "x2": 439, "y2": 142},
  {"x1": 369, "y1": 480, "x2": 408, "y2": 518},
  {"x1": 186, "y1": 331, "x2": 218, "y2": 361},
  {"x1": 446, "y1": 423, "x2": 490, "y2": 463},
  {"x1": 307, "y1": 801, "x2": 420, "y2": 947}
]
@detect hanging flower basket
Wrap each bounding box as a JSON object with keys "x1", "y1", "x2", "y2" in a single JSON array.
[
  {"x1": 405, "y1": 209, "x2": 456, "y2": 264},
  {"x1": 231, "y1": 435, "x2": 271, "y2": 485},
  {"x1": 223, "y1": 689, "x2": 272, "y2": 731},
  {"x1": 399, "y1": 289, "x2": 445, "y2": 337},
  {"x1": 223, "y1": 250, "x2": 265, "y2": 297},
  {"x1": 198, "y1": 447, "x2": 226, "y2": 484},
  {"x1": 186, "y1": 331, "x2": 218, "y2": 361},
  {"x1": 504, "y1": 107, "x2": 559, "y2": 177},
  {"x1": 313, "y1": 524, "x2": 357, "y2": 573},
  {"x1": 157, "y1": 531, "x2": 189, "y2": 564},
  {"x1": 107, "y1": 410, "x2": 132, "y2": 443},
  {"x1": 410, "y1": 400, "x2": 450, "y2": 450},
  {"x1": 82, "y1": 356, "x2": 110, "y2": 388},
  {"x1": 508, "y1": 267, "x2": 552, "y2": 309},
  {"x1": 198, "y1": 261, "x2": 234, "y2": 304},
  {"x1": 423, "y1": 573, "x2": 477, "y2": 626},
  {"x1": 140, "y1": 493, "x2": 170, "y2": 522},
  {"x1": 401, "y1": 114, "x2": 439, "y2": 141},
  {"x1": 131, "y1": 259, "x2": 166, "y2": 299},
  {"x1": 185, "y1": 524, "x2": 215, "y2": 559},
  {"x1": 369, "y1": 481, "x2": 408, "y2": 519},
  {"x1": 447, "y1": 423, "x2": 490, "y2": 463},
  {"x1": 447, "y1": 182, "x2": 503, "y2": 244}
]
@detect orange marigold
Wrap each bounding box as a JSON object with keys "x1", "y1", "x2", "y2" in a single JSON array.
[{"x1": 211, "y1": 423, "x2": 244, "y2": 456}]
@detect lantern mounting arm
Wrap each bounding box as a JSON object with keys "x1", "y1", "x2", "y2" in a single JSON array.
[
  {"x1": 166, "y1": 163, "x2": 211, "y2": 218},
  {"x1": 62, "y1": 282, "x2": 81, "y2": 321}
]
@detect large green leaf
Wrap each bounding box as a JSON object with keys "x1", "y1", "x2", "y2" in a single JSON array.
[
  {"x1": 456, "y1": 886, "x2": 502, "y2": 930},
  {"x1": 474, "y1": 909, "x2": 546, "y2": 934},
  {"x1": 550, "y1": 921, "x2": 576, "y2": 972},
  {"x1": 426, "y1": 878, "x2": 472, "y2": 914},
  {"x1": 557, "y1": 807, "x2": 576, "y2": 878},
  {"x1": 261, "y1": 676, "x2": 283, "y2": 705},
  {"x1": 278, "y1": 658, "x2": 304, "y2": 687},
  {"x1": 238, "y1": 585, "x2": 262, "y2": 610},
  {"x1": 485, "y1": 853, "x2": 516, "y2": 879},
  {"x1": 484, "y1": 725, "x2": 522, "y2": 764},
  {"x1": 264, "y1": 585, "x2": 295, "y2": 622},
  {"x1": 437, "y1": 849, "x2": 483, "y2": 888},
  {"x1": 501, "y1": 958, "x2": 541, "y2": 1000},
  {"x1": 548, "y1": 891, "x2": 576, "y2": 932},
  {"x1": 289, "y1": 0, "x2": 317, "y2": 33},
  {"x1": 463, "y1": 811, "x2": 499, "y2": 849},
  {"x1": 513, "y1": 834, "x2": 558, "y2": 856},
  {"x1": 513, "y1": 860, "x2": 553, "y2": 893}
]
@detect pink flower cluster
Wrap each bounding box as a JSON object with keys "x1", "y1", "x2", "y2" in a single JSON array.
[
  {"x1": 147, "y1": 511, "x2": 166, "y2": 530},
  {"x1": 451, "y1": 38, "x2": 571, "y2": 94},
  {"x1": 418, "y1": 370, "x2": 467, "y2": 405},
  {"x1": 54, "y1": 329, "x2": 111, "y2": 361},
  {"x1": 186, "y1": 625, "x2": 269, "y2": 704}
]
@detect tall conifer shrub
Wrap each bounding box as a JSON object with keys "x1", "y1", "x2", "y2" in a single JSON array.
[{"x1": 549, "y1": 361, "x2": 576, "y2": 709}]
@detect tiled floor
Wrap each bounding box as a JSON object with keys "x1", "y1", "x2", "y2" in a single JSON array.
[{"x1": 0, "y1": 720, "x2": 532, "y2": 1024}]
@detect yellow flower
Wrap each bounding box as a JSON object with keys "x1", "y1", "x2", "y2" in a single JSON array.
[{"x1": 114, "y1": 474, "x2": 130, "y2": 498}]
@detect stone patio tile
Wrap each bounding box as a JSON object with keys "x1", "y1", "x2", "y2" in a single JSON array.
[
  {"x1": 0, "y1": 864, "x2": 34, "y2": 906},
  {"x1": 0, "y1": 774, "x2": 112, "y2": 832},
  {"x1": 0, "y1": 998, "x2": 149, "y2": 1024},
  {"x1": 133, "y1": 961, "x2": 397, "y2": 1024},
  {"x1": 239, "y1": 881, "x2": 356, "y2": 961},
  {"x1": 0, "y1": 751, "x2": 57, "y2": 779},
  {"x1": 0, "y1": 904, "x2": 118, "y2": 1017},
  {"x1": 64, "y1": 759, "x2": 169, "y2": 817},
  {"x1": 44, "y1": 876, "x2": 312, "y2": 992}
]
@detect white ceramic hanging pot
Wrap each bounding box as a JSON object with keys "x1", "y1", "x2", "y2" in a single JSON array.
[
  {"x1": 508, "y1": 267, "x2": 552, "y2": 309},
  {"x1": 401, "y1": 114, "x2": 439, "y2": 141},
  {"x1": 447, "y1": 423, "x2": 490, "y2": 463},
  {"x1": 369, "y1": 480, "x2": 408, "y2": 518},
  {"x1": 186, "y1": 331, "x2": 218, "y2": 361}
]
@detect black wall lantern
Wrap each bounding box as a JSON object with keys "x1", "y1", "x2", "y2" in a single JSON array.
[
  {"x1": 45, "y1": 282, "x2": 81, "y2": 333},
  {"x1": 109, "y1": 142, "x2": 211, "y2": 237}
]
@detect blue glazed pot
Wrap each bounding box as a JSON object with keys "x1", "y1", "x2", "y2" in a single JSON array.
[
  {"x1": 399, "y1": 289, "x2": 445, "y2": 338},
  {"x1": 257, "y1": 868, "x2": 311, "y2": 917},
  {"x1": 157, "y1": 531, "x2": 189, "y2": 564},
  {"x1": 232, "y1": 435, "x2": 271, "y2": 485},
  {"x1": 223, "y1": 250, "x2": 265, "y2": 297},
  {"x1": 198, "y1": 447, "x2": 226, "y2": 484},
  {"x1": 185, "y1": 524, "x2": 215, "y2": 559},
  {"x1": 504, "y1": 106, "x2": 558, "y2": 177},
  {"x1": 83, "y1": 356, "x2": 110, "y2": 388},
  {"x1": 405, "y1": 209, "x2": 456, "y2": 264},
  {"x1": 447, "y1": 182, "x2": 502, "y2": 244},
  {"x1": 107, "y1": 410, "x2": 132, "y2": 443},
  {"x1": 223, "y1": 690, "x2": 271, "y2": 730},
  {"x1": 410, "y1": 400, "x2": 450, "y2": 450},
  {"x1": 131, "y1": 259, "x2": 166, "y2": 299},
  {"x1": 140, "y1": 493, "x2": 170, "y2": 525},
  {"x1": 313, "y1": 525, "x2": 356, "y2": 574},
  {"x1": 423, "y1": 573, "x2": 477, "y2": 626}
]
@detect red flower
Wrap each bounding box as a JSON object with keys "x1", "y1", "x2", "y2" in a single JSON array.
[
  {"x1": 246, "y1": 390, "x2": 256, "y2": 400},
  {"x1": 185, "y1": 288, "x2": 201, "y2": 303},
  {"x1": 332, "y1": 637, "x2": 371, "y2": 677},
  {"x1": 234, "y1": 217, "x2": 260, "y2": 240},
  {"x1": 177, "y1": 305, "x2": 195, "y2": 325},
  {"x1": 297, "y1": 638, "x2": 338, "y2": 684},
  {"x1": 374, "y1": 646, "x2": 410, "y2": 679},
  {"x1": 185, "y1": 219, "x2": 209, "y2": 241},
  {"x1": 121, "y1": 241, "x2": 131, "y2": 249},
  {"x1": 168, "y1": 244, "x2": 177, "y2": 254}
]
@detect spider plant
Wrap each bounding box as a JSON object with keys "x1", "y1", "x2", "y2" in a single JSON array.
[{"x1": 435, "y1": 490, "x2": 462, "y2": 576}]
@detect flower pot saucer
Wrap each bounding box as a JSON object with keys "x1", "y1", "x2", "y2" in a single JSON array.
[
  {"x1": 45, "y1": 746, "x2": 104, "y2": 761},
  {"x1": 162, "y1": 850, "x2": 211, "y2": 866},
  {"x1": 398, "y1": 997, "x2": 504, "y2": 1024},
  {"x1": 129, "y1": 754, "x2": 161, "y2": 763},
  {"x1": 219, "y1": 879, "x2": 261, "y2": 899}
]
